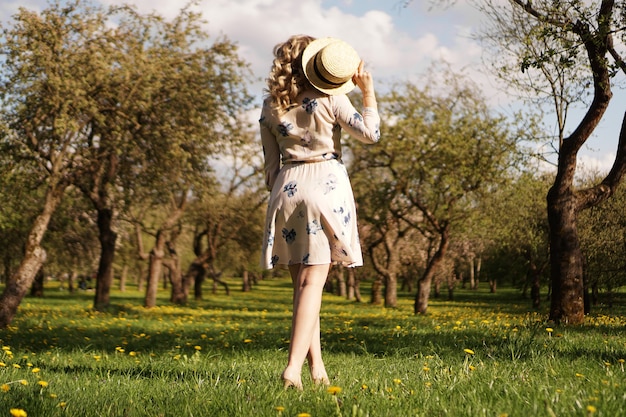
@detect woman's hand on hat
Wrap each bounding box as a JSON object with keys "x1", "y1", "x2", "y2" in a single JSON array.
[{"x1": 353, "y1": 60, "x2": 376, "y2": 107}]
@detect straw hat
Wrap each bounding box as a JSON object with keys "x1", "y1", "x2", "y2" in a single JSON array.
[{"x1": 302, "y1": 37, "x2": 360, "y2": 95}]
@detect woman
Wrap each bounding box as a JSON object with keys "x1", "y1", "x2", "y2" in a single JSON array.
[{"x1": 260, "y1": 35, "x2": 380, "y2": 390}]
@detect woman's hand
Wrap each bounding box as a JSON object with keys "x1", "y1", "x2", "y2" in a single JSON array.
[
  {"x1": 353, "y1": 60, "x2": 376, "y2": 108},
  {"x1": 353, "y1": 60, "x2": 375, "y2": 94}
]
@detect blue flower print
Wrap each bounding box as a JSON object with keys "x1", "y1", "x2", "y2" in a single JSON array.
[
  {"x1": 283, "y1": 181, "x2": 297, "y2": 197},
  {"x1": 322, "y1": 152, "x2": 339, "y2": 161},
  {"x1": 271, "y1": 255, "x2": 279, "y2": 267},
  {"x1": 302, "y1": 253, "x2": 310, "y2": 264},
  {"x1": 334, "y1": 206, "x2": 351, "y2": 226},
  {"x1": 348, "y1": 112, "x2": 367, "y2": 134},
  {"x1": 301, "y1": 131, "x2": 312, "y2": 147},
  {"x1": 267, "y1": 233, "x2": 274, "y2": 247},
  {"x1": 302, "y1": 97, "x2": 318, "y2": 114},
  {"x1": 306, "y1": 220, "x2": 323, "y2": 235},
  {"x1": 351, "y1": 112, "x2": 364, "y2": 125},
  {"x1": 282, "y1": 228, "x2": 296, "y2": 244},
  {"x1": 321, "y1": 174, "x2": 338, "y2": 195},
  {"x1": 278, "y1": 121, "x2": 293, "y2": 137}
]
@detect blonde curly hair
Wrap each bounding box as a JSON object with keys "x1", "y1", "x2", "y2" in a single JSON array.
[{"x1": 265, "y1": 35, "x2": 315, "y2": 113}]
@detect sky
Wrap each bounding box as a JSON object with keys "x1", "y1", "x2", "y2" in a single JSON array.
[{"x1": 1, "y1": 0, "x2": 624, "y2": 174}]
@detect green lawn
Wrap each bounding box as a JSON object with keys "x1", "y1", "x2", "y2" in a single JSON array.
[{"x1": 0, "y1": 278, "x2": 624, "y2": 416}]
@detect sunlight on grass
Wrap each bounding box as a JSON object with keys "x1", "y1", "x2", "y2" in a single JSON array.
[{"x1": 1, "y1": 278, "x2": 625, "y2": 416}]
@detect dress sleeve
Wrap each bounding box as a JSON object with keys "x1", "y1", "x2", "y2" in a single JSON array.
[
  {"x1": 260, "y1": 106, "x2": 281, "y2": 191},
  {"x1": 332, "y1": 94, "x2": 381, "y2": 144}
]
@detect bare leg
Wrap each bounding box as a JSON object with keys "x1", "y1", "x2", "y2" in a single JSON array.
[
  {"x1": 307, "y1": 315, "x2": 329, "y2": 385},
  {"x1": 282, "y1": 263, "x2": 330, "y2": 389}
]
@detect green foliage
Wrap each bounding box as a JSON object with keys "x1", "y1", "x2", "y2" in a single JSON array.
[
  {"x1": 1, "y1": 279, "x2": 625, "y2": 416},
  {"x1": 579, "y1": 181, "x2": 626, "y2": 291}
]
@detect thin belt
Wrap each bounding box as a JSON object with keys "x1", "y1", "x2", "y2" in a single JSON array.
[{"x1": 283, "y1": 156, "x2": 341, "y2": 165}]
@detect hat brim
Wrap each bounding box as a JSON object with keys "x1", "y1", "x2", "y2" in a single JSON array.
[{"x1": 302, "y1": 37, "x2": 357, "y2": 96}]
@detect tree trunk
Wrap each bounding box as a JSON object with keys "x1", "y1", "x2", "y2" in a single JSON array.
[
  {"x1": 166, "y1": 257, "x2": 185, "y2": 305},
  {"x1": 119, "y1": 264, "x2": 128, "y2": 292},
  {"x1": 415, "y1": 275, "x2": 433, "y2": 314},
  {"x1": 30, "y1": 268, "x2": 44, "y2": 297},
  {"x1": 208, "y1": 264, "x2": 229, "y2": 295},
  {"x1": 93, "y1": 208, "x2": 117, "y2": 311},
  {"x1": 0, "y1": 180, "x2": 65, "y2": 328},
  {"x1": 242, "y1": 270, "x2": 251, "y2": 292},
  {"x1": 475, "y1": 257, "x2": 482, "y2": 288},
  {"x1": 144, "y1": 230, "x2": 165, "y2": 308},
  {"x1": 194, "y1": 269, "x2": 206, "y2": 300},
  {"x1": 547, "y1": 185, "x2": 585, "y2": 324},
  {"x1": 370, "y1": 276, "x2": 383, "y2": 305},
  {"x1": 414, "y1": 228, "x2": 449, "y2": 314},
  {"x1": 384, "y1": 272, "x2": 397, "y2": 308},
  {"x1": 433, "y1": 278, "x2": 441, "y2": 298},
  {"x1": 164, "y1": 236, "x2": 185, "y2": 304},
  {"x1": 347, "y1": 268, "x2": 355, "y2": 300},
  {"x1": 447, "y1": 273, "x2": 455, "y2": 301},
  {"x1": 336, "y1": 266, "x2": 347, "y2": 297},
  {"x1": 468, "y1": 257, "x2": 476, "y2": 290},
  {"x1": 69, "y1": 270, "x2": 76, "y2": 293}
]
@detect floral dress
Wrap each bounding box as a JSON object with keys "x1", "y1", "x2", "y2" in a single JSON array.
[{"x1": 259, "y1": 89, "x2": 380, "y2": 269}]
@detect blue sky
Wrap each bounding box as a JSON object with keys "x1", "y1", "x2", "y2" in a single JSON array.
[{"x1": 1, "y1": 0, "x2": 623, "y2": 173}]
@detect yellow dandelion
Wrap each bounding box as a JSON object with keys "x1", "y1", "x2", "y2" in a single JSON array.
[
  {"x1": 194, "y1": 346, "x2": 202, "y2": 351},
  {"x1": 243, "y1": 339, "x2": 252, "y2": 343},
  {"x1": 423, "y1": 366, "x2": 430, "y2": 372},
  {"x1": 586, "y1": 405, "x2": 597, "y2": 414},
  {"x1": 49, "y1": 393, "x2": 57, "y2": 398},
  {"x1": 296, "y1": 413, "x2": 311, "y2": 417},
  {"x1": 38, "y1": 381, "x2": 49, "y2": 388},
  {"x1": 129, "y1": 351, "x2": 137, "y2": 357},
  {"x1": 275, "y1": 406, "x2": 285, "y2": 412},
  {"x1": 93, "y1": 355, "x2": 101, "y2": 361},
  {"x1": 10, "y1": 409, "x2": 27, "y2": 417},
  {"x1": 361, "y1": 384, "x2": 368, "y2": 390},
  {"x1": 464, "y1": 349, "x2": 475, "y2": 355},
  {"x1": 19, "y1": 379, "x2": 28, "y2": 386},
  {"x1": 1, "y1": 383, "x2": 9, "y2": 392},
  {"x1": 32, "y1": 367, "x2": 41, "y2": 373},
  {"x1": 13, "y1": 364, "x2": 21, "y2": 369},
  {"x1": 576, "y1": 373, "x2": 585, "y2": 378},
  {"x1": 327, "y1": 386, "x2": 342, "y2": 395},
  {"x1": 393, "y1": 378, "x2": 402, "y2": 385},
  {"x1": 469, "y1": 365, "x2": 476, "y2": 371},
  {"x1": 58, "y1": 402, "x2": 67, "y2": 408},
  {"x1": 0, "y1": 362, "x2": 5, "y2": 367}
]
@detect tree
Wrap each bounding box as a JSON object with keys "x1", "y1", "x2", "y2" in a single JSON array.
[
  {"x1": 182, "y1": 129, "x2": 265, "y2": 301},
  {"x1": 480, "y1": 172, "x2": 551, "y2": 308},
  {"x1": 578, "y1": 174, "x2": 626, "y2": 308},
  {"x1": 472, "y1": 0, "x2": 626, "y2": 324},
  {"x1": 353, "y1": 67, "x2": 524, "y2": 314},
  {"x1": 0, "y1": 2, "x2": 108, "y2": 327}
]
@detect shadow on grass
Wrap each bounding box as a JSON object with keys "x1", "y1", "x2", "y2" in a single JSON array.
[{"x1": 1, "y1": 278, "x2": 625, "y2": 365}]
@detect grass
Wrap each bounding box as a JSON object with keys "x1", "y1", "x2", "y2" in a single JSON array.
[{"x1": 0, "y1": 278, "x2": 625, "y2": 417}]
